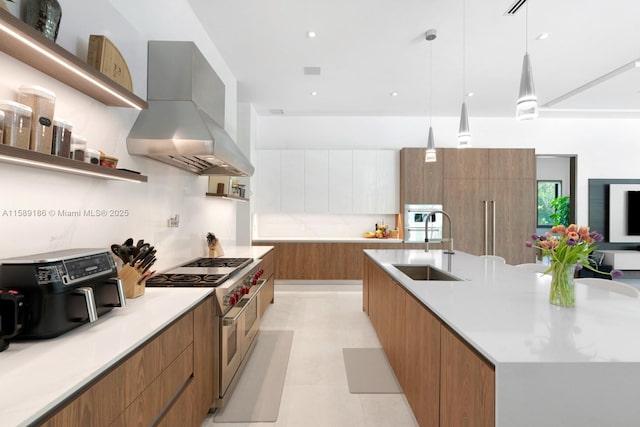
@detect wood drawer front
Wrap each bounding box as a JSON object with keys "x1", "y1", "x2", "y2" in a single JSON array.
[
  {"x1": 125, "y1": 312, "x2": 193, "y2": 402},
  {"x1": 261, "y1": 249, "x2": 275, "y2": 280},
  {"x1": 156, "y1": 380, "x2": 196, "y2": 427},
  {"x1": 111, "y1": 344, "x2": 195, "y2": 427},
  {"x1": 42, "y1": 313, "x2": 194, "y2": 427}
]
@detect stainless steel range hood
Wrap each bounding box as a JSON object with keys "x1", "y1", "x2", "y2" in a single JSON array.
[{"x1": 127, "y1": 41, "x2": 254, "y2": 176}]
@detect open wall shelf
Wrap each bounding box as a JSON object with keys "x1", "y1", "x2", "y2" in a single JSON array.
[
  {"x1": 205, "y1": 192, "x2": 249, "y2": 202},
  {"x1": 0, "y1": 145, "x2": 147, "y2": 183},
  {"x1": 0, "y1": 8, "x2": 148, "y2": 109}
]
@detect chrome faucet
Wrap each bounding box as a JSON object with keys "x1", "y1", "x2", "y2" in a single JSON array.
[{"x1": 425, "y1": 210, "x2": 454, "y2": 254}]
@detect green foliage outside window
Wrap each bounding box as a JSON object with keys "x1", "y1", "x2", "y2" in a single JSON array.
[
  {"x1": 550, "y1": 196, "x2": 571, "y2": 226},
  {"x1": 537, "y1": 181, "x2": 562, "y2": 227}
]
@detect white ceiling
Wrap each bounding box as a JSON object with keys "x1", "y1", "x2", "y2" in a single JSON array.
[{"x1": 188, "y1": 0, "x2": 640, "y2": 118}]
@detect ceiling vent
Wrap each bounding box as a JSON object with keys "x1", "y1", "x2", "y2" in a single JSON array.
[
  {"x1": 303, "y1": 66, "x2": 321, "y2": 75},
  {"x1": 504, "y1": 0, "x2": 527, "y2": 15}
]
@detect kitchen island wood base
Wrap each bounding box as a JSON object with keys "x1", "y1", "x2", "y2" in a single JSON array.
[
  {"x1": 363, "y1": 255, "x2": 494, "y2": 427},
  {"x1": 364, "y1": 249, "x2": 640, "y2": 427}
]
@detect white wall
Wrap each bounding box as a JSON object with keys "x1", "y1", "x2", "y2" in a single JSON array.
[
  {"x1": 256, "y1": 115, "x2": 640, "y2": 227},
  {"x1": 537, "y1": 157, "x2": 571, "y2": 197},
  {"x1": 0, "y1": 0, "x2": 241, "y2": 269}
]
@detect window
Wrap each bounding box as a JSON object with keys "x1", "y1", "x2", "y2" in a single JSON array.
[{"x1": 537, "y1": 180, "x2": 561, "y2": 228}]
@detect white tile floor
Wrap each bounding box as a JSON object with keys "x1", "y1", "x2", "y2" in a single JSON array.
[{"x1": 202, "y1": 283, "x2": 419, "y2": 427}]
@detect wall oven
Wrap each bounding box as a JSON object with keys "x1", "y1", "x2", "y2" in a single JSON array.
[{"x1": 404, "y1": 204, "x2": 443, "y2": 243}]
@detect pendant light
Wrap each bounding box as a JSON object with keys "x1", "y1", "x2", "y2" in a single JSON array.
[
  {"x1": 425, "y1": 29, "x2": 437, "y2": 163},
  {"x1": 516, "y1": 1, "x2": 538, "y2": 120},
  {"x1": 457, "y1": 0, "x2": 471, "y2": 147}
]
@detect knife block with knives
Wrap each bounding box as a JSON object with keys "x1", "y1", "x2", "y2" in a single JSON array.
[
  {"x1": 119, "y1": 265, "x2": 147, "y2": 298},
  {"x1": 111, "y1": 238, "x2": 157, "y2": 298}
]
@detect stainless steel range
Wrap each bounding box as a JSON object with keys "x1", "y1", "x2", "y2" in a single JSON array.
[{"x1": 145, "y1": 256, "x2": 266, "y2": 408}]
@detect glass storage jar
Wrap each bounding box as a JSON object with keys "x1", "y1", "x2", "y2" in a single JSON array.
[
  {"x1": 70, "y1": 134, "x2": 87, "y2": 161},
  {"x1": 18, "y1": 85, "x2": 56, "y2": 154},
  {"x1": 51, "y1": 119, "x2": 72, "y2": 157},
  {"x1": 0, "y1": 101, "x2": 32, "y2": 150}
]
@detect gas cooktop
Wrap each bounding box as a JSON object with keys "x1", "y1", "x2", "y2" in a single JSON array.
[
  {"x1": 145, "y1": 257, "x2": 254, "y2": 288},
  {"x1": 146, "y1": 273, "x2": 227, "y2": 287},
  {"x1": 181, "y1": 257, "x2": 252, "y2": 269}
]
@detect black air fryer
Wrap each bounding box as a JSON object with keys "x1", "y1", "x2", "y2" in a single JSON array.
[
  {"x1": 0, "y1": 289, "x2": 24, "y2": 351},
  {"x1": 0, "y1": 249, "x2": 126, "y2": 339}
]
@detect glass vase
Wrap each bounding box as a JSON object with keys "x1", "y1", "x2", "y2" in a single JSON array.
[
  {"x1": 549, "y1": 262, "x2": 576, "y2": 307},
  {"x1": 25, "y1": 0, "x2": 62, "y2": 42}
]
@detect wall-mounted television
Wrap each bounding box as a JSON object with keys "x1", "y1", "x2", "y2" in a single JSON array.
[
  {"x1": 609, "y1": 184, "x2": 640, "y2": 242},
  {"x1": 628, "y1": 191, "x2": 640, "y2": 235}
]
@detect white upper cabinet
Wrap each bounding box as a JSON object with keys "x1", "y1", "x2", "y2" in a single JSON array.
[
  {"x1": 304, "y1": 150, "x2": 329, "y2": 213},
  {"x1": 376, "y1": 150, "x2": 399, "y2": 213},
  {"x1": 254, "y1": 149, "x2": 398, "y2": 214},
  {"x1": 352, "y1": 151, "x2": 377, "y2": 214},
  {"x1": 255, "y1": 150, "x2": 281, "y2": 212},
  {"x1": 281, "y1": 150, "x2": 305, "y2": 212},
  {"x1": 352, "y1": 150, "x2": 398, "y2": 214},
  {"x1": 329, "y1": 150, "x2": 353, "y2": 213}
]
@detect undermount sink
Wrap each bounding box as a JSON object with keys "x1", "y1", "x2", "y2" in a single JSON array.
[{"x1": 392, "y1": 264, "x2": 462, "y2": 281}]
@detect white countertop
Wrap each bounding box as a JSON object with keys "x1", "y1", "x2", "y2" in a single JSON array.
[
  {"x1": 0, "y1": 245, "x2": 274, "y2": 427},
  {"x1": 253, "y1": 237, "x2": 404, "y2": 243},
  {"x1": 0, "y1": 288, "x2": 212, "y2": 427},
  {"x1": 366, "y1": 249, "x2": 640, "y2": 426},
  {"x1": 366, "y1": 249, "x2": 640, "y2": 364}
]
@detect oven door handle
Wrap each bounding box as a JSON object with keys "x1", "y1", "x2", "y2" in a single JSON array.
[{"x1": 223, "y1": 278, "x2": 267, "y2": 326}]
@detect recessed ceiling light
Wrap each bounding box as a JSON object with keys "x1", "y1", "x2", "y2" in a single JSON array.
[
  {"x1": 390, "y1": 92, "x2": 398, "y2": 97},
  {"x1": 536, "y1": 33, "x2": 551, "y2": 40},
  {"x1": 307, "y1": 31, "x2": 317, "y2": 38},
  {"x1": 310, "y1": 91, "x2": 317, "y2": 96},
  {"x1": 466, "y1": 92, "x2": 474, "y2": 97}
]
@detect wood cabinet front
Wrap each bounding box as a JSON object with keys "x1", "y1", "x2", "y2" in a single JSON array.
[
  {"x1": 258, "y1": 249, "x2": 276, "y2": 318},
  {"x1": 253, "y1": 241, "x2": 405, "y2": 280},
  {"x1": 403, "y1": 294, "x2": 441, "y2": 427},
  {"x1": 441, "y1": 148, "x2": 536, "y2": 264},
  {"x1": 400, "y1": 147, "x2": 444, "y2": 207},
  {"x1": 193, "y1": 296, "x2": 216, "y2": 420},
  {"x1": 41, "y1": 297, "x2": 217, "y2": 427},
  {"x1": 441, "y1": 326, "x2": 495, "y2": 427},
  {"x1": 364, "y1": 256, "x2": 495, "y2": 427}
]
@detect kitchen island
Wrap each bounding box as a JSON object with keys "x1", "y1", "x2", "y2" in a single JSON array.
[
  {"x1": 0, "y1": 245, "x2": 273, "y2": 427},
  {"x1": 364, "y1": 249, "x2": 640, "y2": 427}
]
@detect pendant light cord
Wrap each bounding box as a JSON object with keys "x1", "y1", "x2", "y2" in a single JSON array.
[
  {"x1": 525, "y1": 1, "x2": 529, "y2": 53},
  {"x1": 462, "y1": 0, "x2": 466, "y2": 100},
  {"x1": 429, "y1": 41, "x2": 433, "y2": 127}
]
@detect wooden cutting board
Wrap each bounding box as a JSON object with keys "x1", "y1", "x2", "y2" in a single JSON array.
[{"x1": 87, "y1": 34, "x2": 133, "y2": 91}]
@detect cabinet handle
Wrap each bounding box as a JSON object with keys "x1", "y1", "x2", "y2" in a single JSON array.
[
  {"x1": 483, "y1": 201, "x2": 488, "y2": 255},
  {"x1": 492, "y1": 200, "x2": 496, "y2": 255},
  {"x1": 151, "y1": 374, "x2": 194, "y2": 427}
]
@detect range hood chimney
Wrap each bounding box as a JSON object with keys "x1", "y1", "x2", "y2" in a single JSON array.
[{"x1": 127, "y1": 41, "x2": 254, "y2": 176}]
